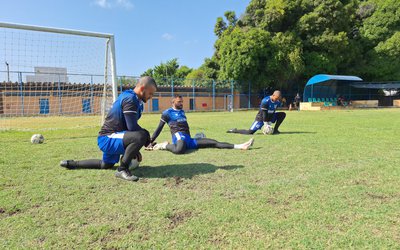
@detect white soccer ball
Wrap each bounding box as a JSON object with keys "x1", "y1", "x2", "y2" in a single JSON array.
[
  {"x1": 128, "y1": 158, "x2": 140, "y2": 171},
  {"x1": 263, "y1": 126, "x2": 274, "y2": 135},
  {"x1": 194, "y1": 132, "x2": 206, "y2": 139},
  {"x1": 31, "y1": 134, "x2": 45, "y2": 144}
]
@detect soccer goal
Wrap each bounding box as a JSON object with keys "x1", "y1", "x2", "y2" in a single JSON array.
[{"x1": 0, "y1": 22, "x2": 118, "y2": 130}]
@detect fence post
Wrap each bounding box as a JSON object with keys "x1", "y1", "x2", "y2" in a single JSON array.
[
  {"x1": 19, "y1": 72, "x2": 24, "y2": 115},
  {"x1": 171, "y1": 78, "x2": 174, "y2": 97},
  {"x1": 192, "y1": 79, "x2": 195, "y2": 111},
  {"x1": 231, "y1": 80, "x2": 234, "y2": 112},
  {"x1": 248, "y1": 81, "x2": 251, "y2": 109},
  {"x1": 212, "y1": 79, "x2": 215, "y2": 111},
  {"x1": 58, "y1": 74, "x2": 62, "y2": 114},
  {"x1": 119, "y1": 77, "x2": 123, "y2": 93},
  {"x1": 90, "y1": 75, "x2": 94, "y2": 114}
]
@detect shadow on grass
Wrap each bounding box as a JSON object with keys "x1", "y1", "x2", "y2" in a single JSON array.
[
  {"x1": 255, "y1": 131, "x2": 316, "y2": 135},
  {"x1": 278, "y1": 131, "x2": 316, "y2": 134},
  {"x1": 135, "y1": 163, "x2": 244, "y2": 179}
]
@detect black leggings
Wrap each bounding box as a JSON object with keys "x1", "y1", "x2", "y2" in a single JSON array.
[
  {"x1": 234, "y1": 112, "x2": 286, "y2": 135},
  {"x1": 166, "y1": 138, "x2": 234, "y2": 154},
  {"x1": 70, "y1": 130, "x2": 149, "y2": 170}
]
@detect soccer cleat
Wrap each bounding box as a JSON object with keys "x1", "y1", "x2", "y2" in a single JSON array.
[
  {"x1": 152, "y1": 141, "x2": 168, "y2": 150},
  {"x1": 241, "y1": 138, "x2": 254, "y2": 150},
  {"x1": 226, "y1": 128, "x2": 237, "y2": 133},
  {"x1": 60, "y1": 160, "x2": 76, "y2": 169},
  {"x1": 115, "y1": 169, "x2": 139, "y2": 181}
]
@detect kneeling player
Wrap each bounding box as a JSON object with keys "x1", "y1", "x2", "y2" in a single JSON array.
[
  {"x1": 147, "y1": 95, "x2": 254, "y2": 154},
  {"x1": 227, "y1": 90, "x2": 286, "y2": 135},
  {"x1": 59, "y1": 77, "x2": 157, "y2": 181}
]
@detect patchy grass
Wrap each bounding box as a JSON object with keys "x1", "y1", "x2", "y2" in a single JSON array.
[{"x1": 1, "y1": 109, "x2": 399, "y2": 249}]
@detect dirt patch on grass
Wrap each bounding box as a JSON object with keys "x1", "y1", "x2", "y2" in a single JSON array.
[
  {"x1": 167, "y1": 210, "x2": 194, "y2": 229},
  {"x1": 266, "y1": 194, "x2": 303, "y2": 206},
  {"x1": 163, "y1": 176, "x2": 184, "y2": 187}
]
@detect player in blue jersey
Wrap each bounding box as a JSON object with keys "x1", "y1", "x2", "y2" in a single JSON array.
[
  {"x1": 60, "y1": 76, "x2": 157, "y2": 181},
  {"x1": 147, "y1": 95, "x2": 254, "y2": 154},
  {"x1": 227, "y1": 90, "x2": 286, "y2": 135}
]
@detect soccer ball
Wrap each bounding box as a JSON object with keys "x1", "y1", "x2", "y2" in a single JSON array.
[
  {"x1": 194, "y1": 132, "x2": 206, "y2": 139},
  {"x1": 263, "y1": 125, "x2": 274, "y2": 135},
  {"x1": 128, "y1": 158, "x2": 140, "y2": 171},
  {"x1": 31, "y1": 134, "x2": 45, "y2": 144}
]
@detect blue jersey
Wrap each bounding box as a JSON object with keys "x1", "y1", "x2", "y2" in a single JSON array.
[
  {"x1": 161, "y1": 108, "x2": 191, "y2": 136},
  {"x1": 99, "y1": 89, "x2": 143, "y2": 135},
  {"x1": 255, "y1": 96, "x2": 281, "y2": 122}
]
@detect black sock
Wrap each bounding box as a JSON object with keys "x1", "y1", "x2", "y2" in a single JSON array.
[{"x1": 74, "y1": 159, "x2": 102, "y2": 169}]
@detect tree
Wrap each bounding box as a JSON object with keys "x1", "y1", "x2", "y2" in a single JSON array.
[
  {"x1": 214, "y1": 17, "x2": 227, "y2": 38},
  {"x1": 141, "y1": 59, "x2": 193, "y2": 85},
  {"x1": 205, "y1": 0, "x2": 400, "y2": 93}
]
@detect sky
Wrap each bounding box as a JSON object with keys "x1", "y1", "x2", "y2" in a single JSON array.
[{"x1": 0, "y1": 0, "x2": 250, "y2": 76}]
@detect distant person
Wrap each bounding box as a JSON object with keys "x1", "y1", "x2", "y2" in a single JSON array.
[
  {"x1": 337, "y1": 95, "x2": 345, "y2": 106},
  {"x1": 294, "y1": 93, "x2": 301, "y2": 110},
  {"x1": 281, "y1": 97, "x2": 287, "y2": 107},
  {"x1": 60, "y1": 76, "x2": 157, "y2": 182},
  {"x1": 227, "y1": 90, "x2": 286, "y2": 135},
  {"x1": 147, "y1": 95, "x2": 254, "y2": 154}
]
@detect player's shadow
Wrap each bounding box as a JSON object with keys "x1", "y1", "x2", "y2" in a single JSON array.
[
  {"x1": 278, "y1": 131, "x2": 316, "y2": 134},
  {"x1": 134, "y1": 163, "x2": 244, "y2": 179},
  {"x1": 255, "y1": 131, "x2": 316, "y2": 135}
]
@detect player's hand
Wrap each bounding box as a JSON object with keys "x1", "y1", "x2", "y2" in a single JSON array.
[
  {"x1": 134, "y1": 152, "x2": 142, "y2": 162},
  {"x1": 145, "y1": 142, "x2": 157, "y2": 151}
]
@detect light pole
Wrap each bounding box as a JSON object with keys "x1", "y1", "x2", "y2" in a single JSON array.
[{"x1": 5, "y1": 61, "x2": 10, "y2": 82}]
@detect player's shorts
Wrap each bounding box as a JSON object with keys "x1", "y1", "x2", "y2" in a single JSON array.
[
  {"x1": 249, "y1": 113, "x2": 278, "y2": 131},
  {"x1": 172, "y1": 132, "x2": 198, "y2": 150},
  {"x1": 97, "y1": 131, "x2": 126, "y2": 164}
]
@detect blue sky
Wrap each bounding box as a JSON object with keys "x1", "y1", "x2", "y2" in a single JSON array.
[{"x1": 1, "y1": 0, "x2": 250, "y2": 76}]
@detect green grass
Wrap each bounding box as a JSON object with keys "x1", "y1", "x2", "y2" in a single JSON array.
[{"x1": 1, "y1": 109, "x2": 399, "y2": 249}]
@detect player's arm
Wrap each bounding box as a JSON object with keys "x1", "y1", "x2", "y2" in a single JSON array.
[
  {"x1": 122, "y1": 99, "x2": 142, "y2": 131},
  {"x1": 261, "y1": 99, "x2": 274, "y2": 122},
  {"x1": 150, "y1": 112, "x2": 169, "y2": 143}
]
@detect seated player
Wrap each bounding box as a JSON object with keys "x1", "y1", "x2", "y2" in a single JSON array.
[
  {"x1": 59, "y1": 76, "x2": 157, "y2": 181},
  {"x1": 147, "y1": 95, "x2": 254, "y2": 154},
  {"x1": 227, "y1": 90, "x2": 286, "y2": 135}
]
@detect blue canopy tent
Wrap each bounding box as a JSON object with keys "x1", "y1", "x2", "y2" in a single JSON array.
[{"x1": 303, "y1": 74, "x2": 363, "y2": 102}]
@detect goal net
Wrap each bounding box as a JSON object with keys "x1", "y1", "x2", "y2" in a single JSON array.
[{"x1": 0, "y1": 22, "x2": 118, "y2": 131}]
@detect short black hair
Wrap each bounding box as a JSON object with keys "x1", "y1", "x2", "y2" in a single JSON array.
[{"x1": 137, "y1": 76, "x2": 157, "y2": 89}]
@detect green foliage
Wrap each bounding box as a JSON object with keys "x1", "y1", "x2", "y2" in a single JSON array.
[
  {"x1": 217, "y1": 27, "x2": 272, "y2": 90},
  {"x1": 206, "y1": 0, "x2": 400, "y2": 91},
  {"x1": 200, "y1": 57, "x2": 220, "y2": 79},
  {"x1": 141, "y1": 59, "x2": 193, "y2": 85}
]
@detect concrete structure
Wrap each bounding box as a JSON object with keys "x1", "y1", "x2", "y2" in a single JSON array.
[{"x1": 26, "y1": 67, "x2": 69, "y2": 83}]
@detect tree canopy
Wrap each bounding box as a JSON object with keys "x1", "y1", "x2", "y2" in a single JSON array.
[{"x1": 202, "y1": 0, "x2": 400, "y2": 91}]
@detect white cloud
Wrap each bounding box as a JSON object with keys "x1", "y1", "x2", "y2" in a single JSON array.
[
  {"x1": 94, "y1": 0, "x2": 133, "y2": 10},
  {"x1": 162, "y1": 33, "x2": 174, "y2": 41},
  {"x1": 116, "y1": 0, "x2": 134, "y2": 9},
  {"x1": 94, "y1": 0, "x2": 111, "y2": 8}
]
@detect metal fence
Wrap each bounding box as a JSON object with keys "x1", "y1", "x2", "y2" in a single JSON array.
[{"x1": 0, "y1": 72, "x2": 280, "y2": 116}]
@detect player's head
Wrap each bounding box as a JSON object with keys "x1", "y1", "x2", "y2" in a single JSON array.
[
  {"x1": 134, "y1": 76, "x2": 157, "y2": 103},
  {"x1": 172, "y1": 95, "x2": 183, "y2": 110},
  {"x1": 271, "y1": 90, "x2": 281, "y2": 102}
]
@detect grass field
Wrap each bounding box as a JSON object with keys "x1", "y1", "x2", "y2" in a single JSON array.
[{"x1": 1, "y1": 109, "x2": 399, "y2": 249}]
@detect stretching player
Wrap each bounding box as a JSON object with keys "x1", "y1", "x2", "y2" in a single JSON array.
[
  {"x1": 60, "y1": 76, "x2": 157, "y2": 181},
  {"x1": 147, "y1": 95, "x2": 254, "y2": 154},
  {"x1": 227, "y1": 90, "x2": 286, "y2": 135}
]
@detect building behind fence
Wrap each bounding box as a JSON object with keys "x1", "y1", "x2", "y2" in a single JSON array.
[{"x1": 1, "y1": 72, "x2": 399, "y2": 116}]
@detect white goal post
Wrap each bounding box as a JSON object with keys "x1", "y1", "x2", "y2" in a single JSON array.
[{"x1": 0, "y1": 22, "x2": 119, "y2": 130}]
